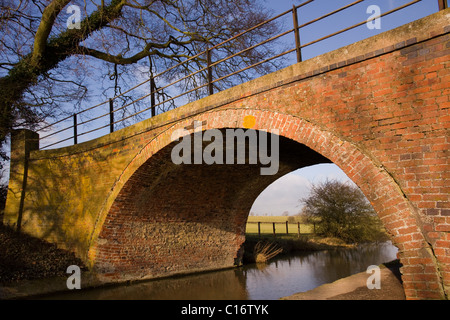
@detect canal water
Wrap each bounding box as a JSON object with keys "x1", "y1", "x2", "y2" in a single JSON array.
[{"x1": 44, "y1": 242, "x2": 398, "y2": 300}]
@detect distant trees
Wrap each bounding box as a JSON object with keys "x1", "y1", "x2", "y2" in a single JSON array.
[{"x1": 301, "y1": 180, "x2": 388, "y2": 243}]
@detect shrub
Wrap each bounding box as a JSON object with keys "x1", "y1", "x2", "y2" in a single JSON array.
[{"x1": 301, "y1": 180, "x2": 388, "y2": 244}]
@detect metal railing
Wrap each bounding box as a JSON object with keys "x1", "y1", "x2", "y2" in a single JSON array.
[{"x1": 37, "y1": 0, "x2": 443, "y2": 150}]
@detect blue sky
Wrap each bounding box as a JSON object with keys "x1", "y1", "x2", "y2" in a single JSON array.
[
  {"x1": 249, "y1": 0, "x2": 439, "y2": 216},
  {"x1": 264, "y1": 0, "x2": 437, "y2": 60}
]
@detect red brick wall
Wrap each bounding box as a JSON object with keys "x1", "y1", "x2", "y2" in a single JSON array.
[
  {"x1": 92, "y1": 131, "x2": 330, "y2": 281},
  {"x1": 92, "y1": 27, "x2": 449, "y2": 298}
]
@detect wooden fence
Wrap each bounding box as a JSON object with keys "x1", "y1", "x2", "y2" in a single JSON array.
[{"x1": 246, "y1": 221, "x2": 316, "y2": 237}]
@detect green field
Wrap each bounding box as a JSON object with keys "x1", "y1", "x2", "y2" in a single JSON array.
[{"x1": 245, "y1": 216, "x2": 315, "y2": 235}]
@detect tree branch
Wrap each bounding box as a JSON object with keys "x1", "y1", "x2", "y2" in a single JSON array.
[
  {"x1": 77, "y1": 35, "x2": 197, "y2": 65},
  {"x1": 31, "y1": 0, "x2": 71, "y2": 66}
]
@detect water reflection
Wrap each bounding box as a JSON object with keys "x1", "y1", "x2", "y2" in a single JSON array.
[
  {"x1": 53, "y1": 268, "x2": 249, "y2": 300},
  {"x1": 44, "y1": 242, "x2": 397, "y2": 300},
  {"x1": 244, "y1": 242, "x2": 397, "y2": 300}
]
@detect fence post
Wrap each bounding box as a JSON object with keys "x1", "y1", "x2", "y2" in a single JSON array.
[
  {"x1": 292, "y1": 5, "x2": 302, "y2": 63},
  {"x1": 438, "y1": 0, "x2": 448, "y2": 10},
  {"x1": 207, "y1": 48, "x2": 214, "y2": 95},
  {"x1": 273, "y1": 222, "x2": 276, "y2": 237},
  {"x1": 73, "y1": 114, "x2": 78, "y2": 145},
  {"x1": 286, "y1": 221, "x2": 289, "y2": 235},
  {"x1": 109, "y1": 99, "x2": 114, "y2": 133},
  {"x1": 297, "y1": 222, "x2": 300, "y2": 237},
  {"x1": 258, "y1": 222, "x2": 261, "y2": 237}
]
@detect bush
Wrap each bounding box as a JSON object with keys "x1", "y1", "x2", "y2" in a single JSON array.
[{"x1": 301, "y1": 180, "x2": 388, "y2": 244}]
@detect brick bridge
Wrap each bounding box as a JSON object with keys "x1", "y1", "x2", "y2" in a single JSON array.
[{"x1": 4, "y1": 10, "x2": 449, "y2": 299}]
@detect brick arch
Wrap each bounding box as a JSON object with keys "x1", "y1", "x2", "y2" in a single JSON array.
[{"x1": 87, "y1": 108, "x2": 443, "y2": 297}]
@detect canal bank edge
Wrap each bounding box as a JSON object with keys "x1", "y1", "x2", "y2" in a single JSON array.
[
  {"x1": 0, "y1": 271, "x2": 103, "y2": 300},
  {"x1": 281, "y1": 261, "x2": 406, "y2": 300},
  {"x1": 1, "y1": 261, "x2": 405, "y2": 300}
]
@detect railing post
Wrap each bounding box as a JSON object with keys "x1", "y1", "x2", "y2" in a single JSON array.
[
  {"x1": 73, "y1": 114, "x2": 78, "y2": 145},
  {"x1": 292, "y1": 5, "x2": 302, "y2": 63},
  {"x1": 272, "y1": 222, "x2": 276, "y2": 237},
  {"x1": 149, "y1": 56, "x2": 157, "y2": 117},
  {"x1": 150, "y1": 75, "x2": 156, "y2": 117},
  {"x1": 258, "y1": 222, "x2": 261, "y2": 237},
  {"x1": 109, "y1": 99, "x2": 114, "y2": 133},
  {"x1": 286, "y1": 221, "x2": 289, "y2": 235},
  {"x1": 207, "y1": 48, "x2": 214, "y2": 95},
  {"x1": 438, "y1": 0, "x2": 448, "y2": 10}
]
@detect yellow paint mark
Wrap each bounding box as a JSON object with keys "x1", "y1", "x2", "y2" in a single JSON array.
[{"x1": 243, "y1": 115, "x2": 256, "y2": 129}]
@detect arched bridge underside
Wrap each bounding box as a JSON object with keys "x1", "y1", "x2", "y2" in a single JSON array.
[{"x1": 4, "y1": 11, "x2": 449, "y2": 299}]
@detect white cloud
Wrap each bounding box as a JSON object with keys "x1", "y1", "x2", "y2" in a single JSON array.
[
  {"x1": 250, "y1": 172, "x2": 312, "y2": 216},
  {"x1": 250, "y1": 164, "x2": 355, "y2": 216}
]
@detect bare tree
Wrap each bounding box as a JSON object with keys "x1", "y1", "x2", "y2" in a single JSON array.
[{"x1": 0, "y1": 0, "x2": 281, "y2": 157}]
